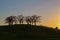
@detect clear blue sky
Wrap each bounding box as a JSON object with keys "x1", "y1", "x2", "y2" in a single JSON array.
[{"x1": 0, "y1": 0, "x2": 60, "y2": 28}]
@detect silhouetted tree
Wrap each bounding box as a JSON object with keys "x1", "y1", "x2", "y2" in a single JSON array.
[
  {"x1": 5, "y1": 16, "x2": 14, "y2": 25},
  {"x1": 31, "y1": 15, "x2": 41, "y2": 25},
  {"x1": 12, "y1": 16, "x2": 17, "y2": 24},
  {"x1": 25, "y1": 16, "x2": 31, "y2": 24},
  {"x1": 17, "y1": 15, "x2": 24, "y2": 24},
  {"x1": 5, "y1": 14, "x2": 41, "y2": 25}
]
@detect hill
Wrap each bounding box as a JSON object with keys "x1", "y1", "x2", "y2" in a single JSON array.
[{"x1": 0, "y1": 24, "x2": 60, "y2": 40}]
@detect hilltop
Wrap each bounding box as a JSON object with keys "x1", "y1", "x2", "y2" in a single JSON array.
[{"x1": 0, "y1": 24, "x2": 60, "y2": 40}]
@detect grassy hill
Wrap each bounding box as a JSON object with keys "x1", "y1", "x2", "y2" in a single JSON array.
[{"x1": 0, "y1": 24, "x2": 60, "y2": 40}]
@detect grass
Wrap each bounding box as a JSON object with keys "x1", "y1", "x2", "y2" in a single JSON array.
[{"x1": 0, "y1": 24, "x2": 60, "y2": 40}]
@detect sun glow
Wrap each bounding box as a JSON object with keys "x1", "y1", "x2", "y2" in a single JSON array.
[
  {"x1": 57, "y1": 20, "x2": 60, "y2": 29},
  {"x1": 40, "y1": 13, "x2": 60, "y2": 29}
]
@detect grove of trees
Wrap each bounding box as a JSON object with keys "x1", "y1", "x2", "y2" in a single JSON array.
[{"x1": 5, "y1": 15, "x2": 41, "y2": 26}]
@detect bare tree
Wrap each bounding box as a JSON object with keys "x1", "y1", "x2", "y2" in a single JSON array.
[
  {"x1": 31, "y1": 15, "x2": 41, "y2": 25},
  {"x1": 17, "y1": 15, "x2": 24, "y2": 24},
  {"x1": 5, "y1": 14, "x2": 41, "y2": 25},
  {"x1": 25, "y1": 16, "x2": 32, "y2": 24},
  {"x1": 12, "y1": 16, "x2": 17, "y2": 24},
  {"x1": 5, "y1": 16, "x2": 14, "y2": 25}
]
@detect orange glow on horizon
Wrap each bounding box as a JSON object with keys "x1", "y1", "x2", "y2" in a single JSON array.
[
  {"x1": 41, "y1": 13, "x2": 60, "y2": 29},
  {"x1": 0, "y1": 12, "x2": 60, "y2": 29}
]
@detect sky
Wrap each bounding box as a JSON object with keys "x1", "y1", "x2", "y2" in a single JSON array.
[{"x1": 0, "y1": 0, "x2": 60, "y2": 29}]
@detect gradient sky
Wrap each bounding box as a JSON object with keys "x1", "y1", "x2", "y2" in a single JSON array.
[{"x1": 0, "y1": 0, "x2": 60, "y2": 29}]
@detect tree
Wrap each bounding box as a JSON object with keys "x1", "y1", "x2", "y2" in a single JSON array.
[
  {"x1": 5, "y1": 16, "x2": 14, "y2": 25},
  {"x1": 31, "y1": 15, "x2": 41, "y2": 25},
  {"x1": 17, "y1": 15, "x2": 24, "y2": 24},
  {"x1": 12, "y1": 16, "x2": 17, "y2": 24},
  {"x1": 25, "y1": 16, "x2": 31, "y2": 24}
]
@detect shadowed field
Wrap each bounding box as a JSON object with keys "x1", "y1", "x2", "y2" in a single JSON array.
[{"x1": 0, "y1": 24, "x2": 60, "y2": 40}]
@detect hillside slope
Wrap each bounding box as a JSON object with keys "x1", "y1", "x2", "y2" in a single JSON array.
[{"x1": 0, "y1": 24, "x2": 60, "y2": 40}]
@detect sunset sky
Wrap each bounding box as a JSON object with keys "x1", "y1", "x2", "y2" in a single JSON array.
[{"x1": 0, "y1": 0, "x2": 60, "y2": 29}]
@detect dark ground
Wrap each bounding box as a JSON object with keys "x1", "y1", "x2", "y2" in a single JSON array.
[{"x1": 0, "y1": 24, "x2": 60, "y2": 40}]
